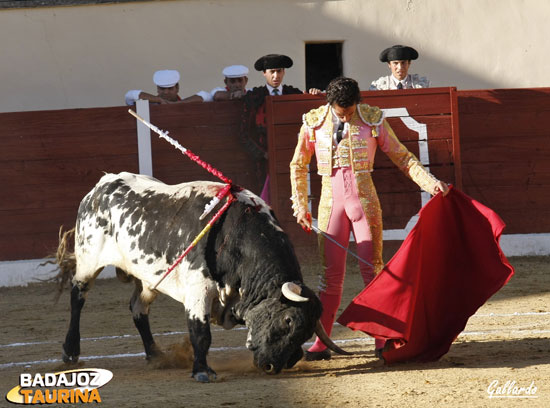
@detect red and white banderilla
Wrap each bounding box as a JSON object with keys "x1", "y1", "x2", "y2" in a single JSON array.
[
  {"x1": 151, "y1": 195, "x2": 235, "y2": 290},
  {"x1": 128, "y1": 109, "x2": 231, "y2": 220},
  {"x1": 128, "y1": 109, "x2": 235, "y2": 289}
]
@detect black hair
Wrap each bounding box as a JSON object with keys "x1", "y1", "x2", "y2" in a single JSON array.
[{"x1": 326, "y1": 77, "x2": 361, "y2": 107}]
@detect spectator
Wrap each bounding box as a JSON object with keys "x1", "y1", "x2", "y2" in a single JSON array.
[
  {"x1": 190, "y1": 65, "x2": 250, "y2": 102},
  {"x1": 213, "y1": 65, "x2": 250, "y2": 101},
  {"x1": 125, "y1": 70, "x2": 183, "y2": 105},
  {"x1": 369, "y1": 45, "x2": 430, "y2": 90}
]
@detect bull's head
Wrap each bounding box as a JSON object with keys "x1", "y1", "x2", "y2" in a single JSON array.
[{"x1": 244, "y1": 282, "x2": 350, "y2": 374}]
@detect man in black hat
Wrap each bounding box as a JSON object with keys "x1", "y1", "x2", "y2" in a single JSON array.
[
  {"x1": 369, "y1": 45, "x2": 430, "y2": 90},
  {"x1": 240, "y1": 54, "x2": 319, "y2": 202},
  {"x1": 254, "y1": 54, "x2": 298, "y2": 97}
]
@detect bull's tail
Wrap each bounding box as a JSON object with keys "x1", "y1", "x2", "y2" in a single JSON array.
[{"x1": 43, "y1": 226, "x2": 77, "y2": 302}]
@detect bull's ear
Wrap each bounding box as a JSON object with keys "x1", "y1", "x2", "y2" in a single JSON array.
[{"x1": 281, "y1": 282, "x2": 309, "y2": 302}]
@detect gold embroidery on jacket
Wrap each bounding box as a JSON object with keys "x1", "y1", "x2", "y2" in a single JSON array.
[
  {"x1": 291, "y1": 104, "x2": 439, "y2": 277},
  {"x1": 303, "y1": 104, "x2": 329, "y2": 129},
  {"x1": 358, "y1": 104, "x2": 384, "y2": 138}
]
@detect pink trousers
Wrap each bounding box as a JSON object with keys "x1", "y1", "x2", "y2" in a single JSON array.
[
  {"x1": 322, "y1": 167, "x2": 375, "y2": 294},
  {"x1": 309, "y1": 166, "x2": 384, "y2": 352}
]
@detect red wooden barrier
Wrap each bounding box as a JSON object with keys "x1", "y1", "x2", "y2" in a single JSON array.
[
  {"x1": 458, "y1": 88, "x2": 550, "y2": 234},
  {"x1": 0, "y1": 106, "x2": 138, "y2": 260},
  {"x1": 1, "y1": 87, "x2": 549, "y2": 262}
]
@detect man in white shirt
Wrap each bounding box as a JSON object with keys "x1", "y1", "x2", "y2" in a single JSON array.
[
  {"x1": 213, "y1": 65, "x2": 250, "y2": 101},
  {"x1": 369, "y1": 45, "x2": 431, "y2": 90},
  {"x1": 190, "y1": 65, "x2": 250, "y2": 102},
  {"x1": 125, "y1": 70, "x2": 183, "y2": 105}
]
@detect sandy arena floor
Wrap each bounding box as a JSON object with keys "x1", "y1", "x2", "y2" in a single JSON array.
[{"x1": 1, "y1": 254, "x2": 549, "y2": 407}]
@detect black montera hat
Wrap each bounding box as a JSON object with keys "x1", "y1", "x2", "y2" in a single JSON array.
[
  {"x1": 379, "y1": 45, "x2": 419, "y2": 62},
  {"x1": 254, "y1": 54, "x2": 293, "y2": 71}
]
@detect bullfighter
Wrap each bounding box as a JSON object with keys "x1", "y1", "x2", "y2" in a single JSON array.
[{"x1": 289, "y1": 77, "x2": 449, "y2": 360}]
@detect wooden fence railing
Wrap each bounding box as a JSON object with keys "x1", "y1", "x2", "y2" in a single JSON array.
[{"x1": 1, "y1": 87, "x2": 549, "y2": 261}]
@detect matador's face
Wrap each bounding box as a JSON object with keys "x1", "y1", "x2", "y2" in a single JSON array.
[{"x1": 331, "y1": 103, "x2": 357, "y2": 123}]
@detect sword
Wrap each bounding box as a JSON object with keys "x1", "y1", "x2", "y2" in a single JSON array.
[{"x1": 310, "y1": 225, "x2": 374, "y2": 268}]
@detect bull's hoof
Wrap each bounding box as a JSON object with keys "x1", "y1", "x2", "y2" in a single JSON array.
[
  {"x1": 192, "y1": 368, "x2": 217, "y2": 383},
  {"x1": 193, "y1": 372, "x2": 210, "y2": 383},
  {"x1": 145, "y1": 343, "x2": 164, "y2": 361},
  {"x1": 62, "y1": 343, "x2": 80, "y2": 364},
  {"x1": 62, "y1": 350, "x2": 79, "y2": 364}
]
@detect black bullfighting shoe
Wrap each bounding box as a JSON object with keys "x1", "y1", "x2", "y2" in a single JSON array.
[
  {"x1": 375, "y1": 339, "x2": 394, "y2": 360},
  {"x1": 305, "y1": 349, "x2": 331, "y2": 361}
]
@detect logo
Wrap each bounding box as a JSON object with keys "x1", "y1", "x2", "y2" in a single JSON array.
[
  {"x1": 6, "y1": 368, "x2": 113, "y2": 405},
  {"x1": 487, "y1": 379, "x2": 538, "y2": 399}
]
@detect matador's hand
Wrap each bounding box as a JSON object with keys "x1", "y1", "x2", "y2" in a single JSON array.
[
  {"x1": 296, "y1": 210, "x2": 312, "y2": 233},
  {"x1": 434, "y1": 180, "x2": 450, "y2": 196}
]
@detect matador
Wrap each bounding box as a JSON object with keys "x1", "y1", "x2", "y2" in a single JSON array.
[{"x1": 290, "y1": 77, "x2": 449, "y2": 361}]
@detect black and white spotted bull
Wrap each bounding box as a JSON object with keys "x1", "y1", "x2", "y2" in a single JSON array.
[{"x1": 57, "y1": 172, "x2": 347, "y2": 382}]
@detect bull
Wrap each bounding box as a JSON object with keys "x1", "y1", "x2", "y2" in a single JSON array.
[{"x1": 56, "y1": 172, "x2": 348, "y2": 382}]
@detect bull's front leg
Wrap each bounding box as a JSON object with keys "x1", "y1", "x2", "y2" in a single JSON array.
[{"x1": 187, "y1": 315, "x2": 217, "y2": 383}]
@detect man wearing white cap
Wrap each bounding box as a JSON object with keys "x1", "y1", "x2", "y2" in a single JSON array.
[
  {"x1": 125, "y1": 69, "x2": 182, "y2": 105},
  {"x1": 213, "y1": 65, "x2": 250, "y2": 101},
  {"x1": 369, "y1": 45, "x2": 431, "y2": 90},
  {"x1": 189, "y1": 65, "x2": 250, "y2": 102}
]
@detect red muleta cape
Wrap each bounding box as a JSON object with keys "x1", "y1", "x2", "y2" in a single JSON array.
[{"x1": 337, "y1": 187, "x2": 514, "y2": 363}]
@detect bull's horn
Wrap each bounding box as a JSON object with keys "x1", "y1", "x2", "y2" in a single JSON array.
[
  {"x1": 315, "y1": 320, "x2": 353, "y2": 355},
  {"x1": 281, "y1": 282, "x2": 309, "y2": 303}
]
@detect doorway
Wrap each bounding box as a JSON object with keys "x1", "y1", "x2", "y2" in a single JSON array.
[{"x1": 305, "y1": 42, "x2": 343, "y2": 91}]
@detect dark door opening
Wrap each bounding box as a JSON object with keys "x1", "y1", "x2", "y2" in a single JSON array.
[{"x1": 305, "y1": 42, "x2": 343, "y2": 91}]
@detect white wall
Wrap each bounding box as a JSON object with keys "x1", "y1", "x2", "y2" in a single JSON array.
[{"x1": 1, "y1": 0, "x2": 548, "y2": 112}]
